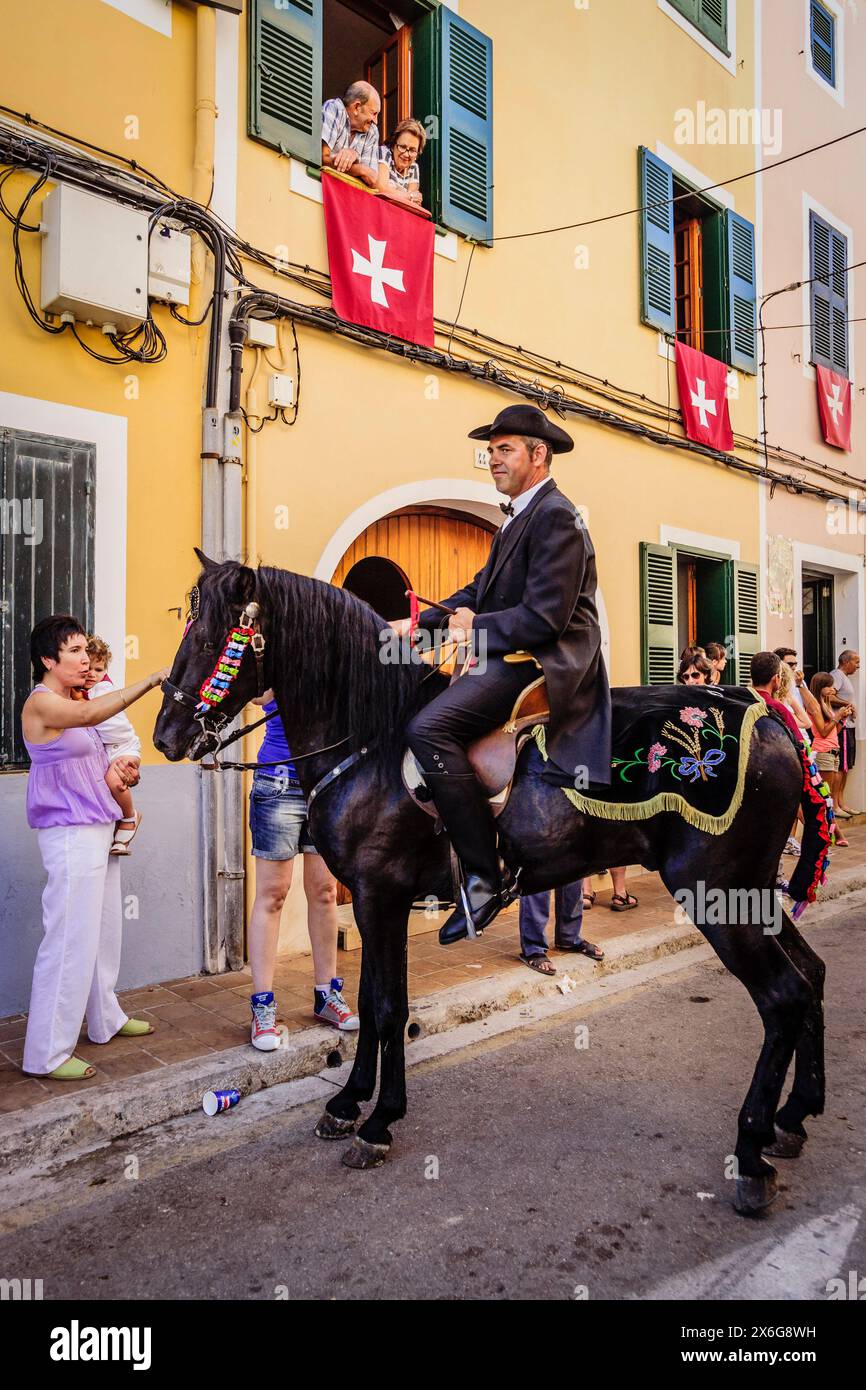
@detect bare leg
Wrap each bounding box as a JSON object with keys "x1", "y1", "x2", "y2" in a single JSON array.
[
  {"x1": 303, "y1": 852, "x2": 339, "y2": 983},
  {"x1": 249, "y1": 857, "x2": 294, "y2": 994},
  {"x1": 610, "y1": 866, "x2": 627, "y2": 896}
]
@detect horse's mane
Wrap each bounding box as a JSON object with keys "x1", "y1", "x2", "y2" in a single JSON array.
[{"x1": 198, "y1": 561, "x2": 426, "y2": 759}]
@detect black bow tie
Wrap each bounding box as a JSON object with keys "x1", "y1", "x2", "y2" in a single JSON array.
[{"x1": 499, "y1": 501, "x2": 515, "y2": 517}]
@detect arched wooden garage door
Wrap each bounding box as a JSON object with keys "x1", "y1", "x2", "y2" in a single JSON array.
[{"x1": 332, "y1": 506, "x2": 496, "y2": 616}]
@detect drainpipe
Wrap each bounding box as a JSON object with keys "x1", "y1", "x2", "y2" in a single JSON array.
[{"x1": 193, "y1": 2, "x2": 245, "y2": 973}]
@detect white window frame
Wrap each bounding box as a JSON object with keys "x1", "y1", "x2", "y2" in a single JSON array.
[
  {"x1": 0, "y1": 392, "x2": 128, "y2": 686},
  {"x1": 101, "y1": 0, "x2": 172, "y2": 37},
  {"x1": 657, "y1": 0, "x2": 737, "y2": 78},
  {"x1": 804, "y1": 0, "x2": 844, "y2": 108},
  {"x1": 801, "y1": 192, "x2": 855, "y2": 383}
]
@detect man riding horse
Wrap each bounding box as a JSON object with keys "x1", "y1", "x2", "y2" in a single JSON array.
[{"x1": 396, "y1": 405, "x2": 612, "y2": 945}]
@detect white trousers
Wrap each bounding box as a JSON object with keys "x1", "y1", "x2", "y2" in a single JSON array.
[{"x1": 23, "y1": 822, "x2": 129, "y2": 1075}]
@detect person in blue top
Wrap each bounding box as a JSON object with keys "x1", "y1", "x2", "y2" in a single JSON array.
[{"x1": 247, "y1": 689, "x2": 359, "y2": 1049}]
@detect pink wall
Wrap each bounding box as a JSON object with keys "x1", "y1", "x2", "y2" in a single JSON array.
[{"x1": 762, "y1": 0, "x2": 866, "y2": 655}]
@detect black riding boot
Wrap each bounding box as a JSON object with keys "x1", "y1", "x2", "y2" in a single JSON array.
[{"x1": 425, "y1": 773, "x2": 513, "y2": 945}]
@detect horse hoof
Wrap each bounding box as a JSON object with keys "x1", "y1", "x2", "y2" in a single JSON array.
[
  {"x1": 733, "y1": 1166, "x2": 779, "y2": 1216},
  {"x1": 314, "y1": 1111, "x2": 356, "y2": 1141},
  {"x1": 341, "y1": 1136, "x2": 390, "y2": 1170},
  {"x1": 763, "y1": 1126, "x2": 806, "y2": 1159}
]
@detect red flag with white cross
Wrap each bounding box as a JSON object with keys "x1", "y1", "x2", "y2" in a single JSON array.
[
  {"x1": 322, "y1": 172, "x2": 435, "y2": 348},
  {"x1": 816, "y1": 364, "x2": 852, "y2": 451},
  {"x1": 674, "y1": 341, "x2": 734, "y2": 452}
]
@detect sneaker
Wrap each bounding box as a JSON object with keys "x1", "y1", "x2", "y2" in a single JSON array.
[
  {"x1": 313, "y1": 978, "x2": 359, "y2": 1032},
  {"x1": 783, "y1": 836, "x2": 801, "y2": 857},
  {"x1": 250, "y1": 991, "x2": 281, "y2": 1051}
]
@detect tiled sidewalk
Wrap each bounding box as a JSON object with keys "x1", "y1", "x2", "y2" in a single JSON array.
[
  {"x1": 3, "y1": 822, "x2": 863, "y2": 1120},
  {"x1": 0, "y1": 873, "x2": 676, "y2": 1118}
]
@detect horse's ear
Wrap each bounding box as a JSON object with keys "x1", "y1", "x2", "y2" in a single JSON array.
[{"x1": 194, "y1": 547, "x2": 220, "y2": 573}]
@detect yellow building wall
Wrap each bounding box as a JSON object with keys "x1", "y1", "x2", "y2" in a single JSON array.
[
  {"x1": 235, "y1": 0, "x2": 760, "y2": 688},
  {"x1": 0, "y1": 0, "x2": 204, "y2": 760}
]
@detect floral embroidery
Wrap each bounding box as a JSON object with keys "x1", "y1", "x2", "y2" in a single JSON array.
[
  {"x1": 680, "y1": 707, "x2": 706, "y2": 728},
  {"x1": 647, "y1": 741, "x2": 667, "y2": 774},
  {"x1": 613, "y1": 705, "x2": 738, "y2": 785}
]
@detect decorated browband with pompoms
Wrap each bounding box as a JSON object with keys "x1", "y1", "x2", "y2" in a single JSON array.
[{"x1": 196, "y1": 625, "x2": 255, "y2": 713}]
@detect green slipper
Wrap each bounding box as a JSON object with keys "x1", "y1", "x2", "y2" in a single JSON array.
[
  {"x1": 45, "y1": 1057, "x2": 96, "y2": 1081},
  {"x1": 117, "y1": 1018, "x2": 154, "y2": 1037}
]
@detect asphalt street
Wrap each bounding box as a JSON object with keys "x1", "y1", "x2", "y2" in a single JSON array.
[{"x1": 1, "y1": 908, "x2": 864, "y2": 1304}]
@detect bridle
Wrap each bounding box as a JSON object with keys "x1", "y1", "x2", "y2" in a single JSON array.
[
  {"x1": 162, "y1": 586, "x2": 268, "y2": 760},
  {"x1": 163, "y1": 584, "x2": 362, "y2": 796}
]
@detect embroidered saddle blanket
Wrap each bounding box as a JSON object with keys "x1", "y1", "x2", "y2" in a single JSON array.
[{"x1": 536, "y1": 684, "x2": 768, "y2": 835}]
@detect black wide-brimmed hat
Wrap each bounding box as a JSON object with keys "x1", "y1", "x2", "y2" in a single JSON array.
[{"x1": 468, "y1": 404, "x2": 574, "y2": 454}]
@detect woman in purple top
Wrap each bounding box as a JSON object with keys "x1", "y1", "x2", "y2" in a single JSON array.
[{"x1": 21, "y1": 614, "x2": 168, "y2": 1081}]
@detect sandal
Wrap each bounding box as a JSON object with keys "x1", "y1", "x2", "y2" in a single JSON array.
[
  {"x1": 520, "y1": 953, "x2": 557, "y2": 975},
  {"x1": 36, "y1": 1057, "x2": 96, "y2": 1081},
  {"x1": 833, "y1": 834, "x2": 849, "y2": 848},
  {"x1": 559, "y1": 939, "x2": 605, "y2": 961},
  {"x1": 582, "y1": 890, "x2": 596, "y2": 911},
  {"x1": 610, "y1": 892, "x2": 638, "y2": 911},
  {"x1": 117, "y1": 1018, "x2": 154, "y2": 1037},
  {"x1": 110, "y1": 810, "x2": 143, "y2": 856}
]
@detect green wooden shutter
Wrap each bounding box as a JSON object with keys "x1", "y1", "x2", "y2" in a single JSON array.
[
  {"x1": 248, "y1": 0, "x2": 322, "y2": 163},
  {"x1": 731, "y1": 562, "x2": 760, "y2": 686},
  {"x1": 726, "y1": 211, "x2": 757, "y2": 374},
  {"x1": 668, "y1": 0, "x2": 729, "y2": 53},
  {"x1": 640, "y1": 543, "x2": 678, "y2": 685},
  {"x1": 639, "y1": 148, "x2": 675, "y2": 336},
  {"x1": 810, "y1": 212, "x2": 849, "y2": 376},
  {"x1": 1, "y1": 429, "x2": 95, "y2": 767},
  {"x1": 697, "y1": 0, "x2": 728, "y2": 53},
  {"x1": 412, "y1": 7, "x2": 493, "y2": 242}
]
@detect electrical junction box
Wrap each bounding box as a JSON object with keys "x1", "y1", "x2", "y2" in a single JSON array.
[
  {"x1": 246, "y1": 319, "x2": 278, "y2": 349},
  {"x1": 268, "y1": 374, "x2": 294, "y2": 408},
  {"x1": 148, "y1": 221, "x2": 192, "y2": 306},
  {"x1": 40, "y1": 183, "x2": 149, "y2": 331}
]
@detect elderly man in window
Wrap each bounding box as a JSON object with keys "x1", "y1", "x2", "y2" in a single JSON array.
[{"x1": 321, "y1": 81, "x2": 381, "y2": 188}]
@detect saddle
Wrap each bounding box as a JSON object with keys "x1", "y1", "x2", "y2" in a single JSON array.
[{"x1": 403, "y1": 652, "x2": 549, "y2": 820}]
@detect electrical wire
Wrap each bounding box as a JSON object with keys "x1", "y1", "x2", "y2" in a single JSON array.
[
  {"x1": 0, "y1": 114, "x2": 862, "y2": 495},
  {"x1": 491, "y1": 124, "x2": 866, "y2": 242}
]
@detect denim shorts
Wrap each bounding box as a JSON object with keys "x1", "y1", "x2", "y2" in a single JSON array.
[{"x1": 249, "y1": 769, "x2": 318, "y2": 860}]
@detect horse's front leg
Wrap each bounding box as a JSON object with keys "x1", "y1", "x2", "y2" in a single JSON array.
[
  {"x1": 341, "y1": 884, "x2": 411, "y2": 1170},
  {"x1": 315, "y1": 948, "x2": 378, "y2": 1139}
]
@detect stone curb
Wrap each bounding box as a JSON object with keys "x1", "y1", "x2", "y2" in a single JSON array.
[{"x1": 0, "y1": 865, "x2": 859, "y2": 1178}]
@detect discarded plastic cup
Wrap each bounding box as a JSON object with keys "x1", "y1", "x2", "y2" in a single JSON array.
[{"x1": 202, "y1": 1088, "x2": 241, "y2": 1116}]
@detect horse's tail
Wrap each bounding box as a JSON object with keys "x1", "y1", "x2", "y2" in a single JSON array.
[
  {"x1": 758, "y1": 697, "x2": 833, "y2": 917},
  {"x1": 765, "y1": 708, "x2": 834, "y2": 918},
  {"x1": 787, "y1": 742, "x2": 835, "y2": 918}
]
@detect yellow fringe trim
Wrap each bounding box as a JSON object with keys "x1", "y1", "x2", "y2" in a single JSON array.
[{"x1": 534, "y1": 695, "x2": 768, "y2": 836}]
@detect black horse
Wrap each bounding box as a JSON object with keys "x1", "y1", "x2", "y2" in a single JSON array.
[{"x1": 154, "y1": 554, "x2": 826, "y2": 1215}]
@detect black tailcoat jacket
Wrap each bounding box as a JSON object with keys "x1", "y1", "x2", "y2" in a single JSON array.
[{"x1": 417, "y1": 478, "x2": 612, "y2": 785}]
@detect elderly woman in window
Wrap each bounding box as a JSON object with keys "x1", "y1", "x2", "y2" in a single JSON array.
[{"x1": 377, "y1": 118, "x2": 426, "y2": 206}]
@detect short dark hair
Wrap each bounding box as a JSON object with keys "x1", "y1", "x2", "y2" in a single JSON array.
[
  {"x1": 750, "y1": 651, "x2": 781, "y2": 687},
  {"x1": 677, "y1": 653, "x2": 712, "y2": 683},
  {"x1": 30, "y1": 614, "x2": 86, "y2": 684},
  {"x1": 773, "y1": 647, "x2": 797, "y2": 661},
  {"x1": 704, "y1": 641, "x2": 726, "y2": 661},
  {"x1": 838, "y1": 649, "x2": 858, "y2": 667}
]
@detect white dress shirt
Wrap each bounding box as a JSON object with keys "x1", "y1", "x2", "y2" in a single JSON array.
[{"x1": 500, "y1": 477, "x2": 549, "y2": 530}]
